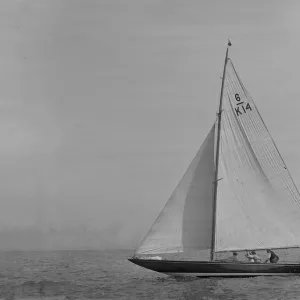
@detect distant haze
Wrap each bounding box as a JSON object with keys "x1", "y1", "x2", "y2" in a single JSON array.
[{"x1": 0, "y1": 0, "x2": 299, "y2": 250}]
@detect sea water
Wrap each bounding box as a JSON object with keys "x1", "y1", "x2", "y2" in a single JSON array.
[{"x1": 0, "y1": 249, "x2": 300, "y2": 299}]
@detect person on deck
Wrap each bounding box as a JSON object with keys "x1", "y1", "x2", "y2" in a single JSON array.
[
  {"x1": 220, "y1": 251, "x2": 239, "y2": 263},
  {"x1": 246, "y1": 251, "x2": 262, "y2": 263},
  {"x1": 264, "y1": 249, "x2": 279, "y2": 263},
  {"x1": 227, "y1": 252, "x2": 239, "y2": 262}
]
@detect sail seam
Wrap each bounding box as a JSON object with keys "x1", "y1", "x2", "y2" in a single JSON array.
[
  {"x1": 226, "y1": 65, "x2": 276, "y2": 189},
  {"x1": 229, "y1": 59, "x2": 300, "y2": 209}
]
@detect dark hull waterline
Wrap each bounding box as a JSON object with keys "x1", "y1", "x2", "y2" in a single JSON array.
[{"x1": 128, "y1": 258, "x2": 300, "y2": 278}]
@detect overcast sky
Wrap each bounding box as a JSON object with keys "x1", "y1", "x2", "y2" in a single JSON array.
[{"x1": 0, "y1": 0, "x2": 300, "y2": 248}]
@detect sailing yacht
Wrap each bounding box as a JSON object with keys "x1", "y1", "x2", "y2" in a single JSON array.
[{"x1": 128, "y1": 41, "x2": 300, "y2": 277}]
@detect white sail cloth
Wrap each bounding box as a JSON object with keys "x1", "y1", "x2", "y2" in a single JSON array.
[
  {"x1": 215, "y1": 59, "x2": 300, "y2": 252},
  {"x1": 136, "y1": 125, "x2": 215, "y2": 255}
]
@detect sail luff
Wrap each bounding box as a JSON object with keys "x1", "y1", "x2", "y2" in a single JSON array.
[
  {"x1": 133, "y1": 152, "x2": 197, "y2": 255},
  {"x1": 133, "y1": 196, "x2": 177, "y2": 255},
  {"x1": 210, "y1": 43, "x2": 230, "y2": 261}
]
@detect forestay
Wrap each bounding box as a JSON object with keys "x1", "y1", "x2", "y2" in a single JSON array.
[
  {"x1": 215, "y1": 59, "x2": 300, "y2": 252},
  {"x1": 136, "y1": 125, "x2": 215, "y2": 255}
]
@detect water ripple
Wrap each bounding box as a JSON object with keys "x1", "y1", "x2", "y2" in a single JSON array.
[{"x1": 0, "y1": 250, "x2": 299, "y2": 299}]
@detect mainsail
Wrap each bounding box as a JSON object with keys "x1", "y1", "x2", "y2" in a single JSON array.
[
  {"x1": 136, "y1": 125, "x2": 215, "y2": 255},
  {"x1": 215, "y1": 59, "x2": 300, "y2": 252},
  {"x1": 135, "y1": 47, "x2": 300, "y2": 260}
]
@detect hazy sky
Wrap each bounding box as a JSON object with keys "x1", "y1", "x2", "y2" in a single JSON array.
[{"x1": 0, "y1": 0, "x2": 300, "y2": 248}]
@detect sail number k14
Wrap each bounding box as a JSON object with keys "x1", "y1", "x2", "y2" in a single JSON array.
[{"x1": 234, "y1": 93, "x2": 252, "y2": 116}]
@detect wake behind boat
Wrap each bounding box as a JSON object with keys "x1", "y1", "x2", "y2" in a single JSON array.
[{"x1": 128, "y1": 41, "x2": 300, "y2": 278}]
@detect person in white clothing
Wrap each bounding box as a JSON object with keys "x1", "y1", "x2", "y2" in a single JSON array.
[{"x1": 245, "y1": 251, "x2": 261, "y2": 263}]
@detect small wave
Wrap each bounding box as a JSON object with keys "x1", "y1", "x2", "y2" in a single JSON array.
[
  {"x1": 8, "y1": 297, "x2": 67, "y2": 300},
  {"x1": 18, "y1": 280, "x2": 73, "y2": 298}
]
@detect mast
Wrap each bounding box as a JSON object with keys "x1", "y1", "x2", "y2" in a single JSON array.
[{"x1": 210, "y1": 40, "x2": 231, "y2": 261}]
